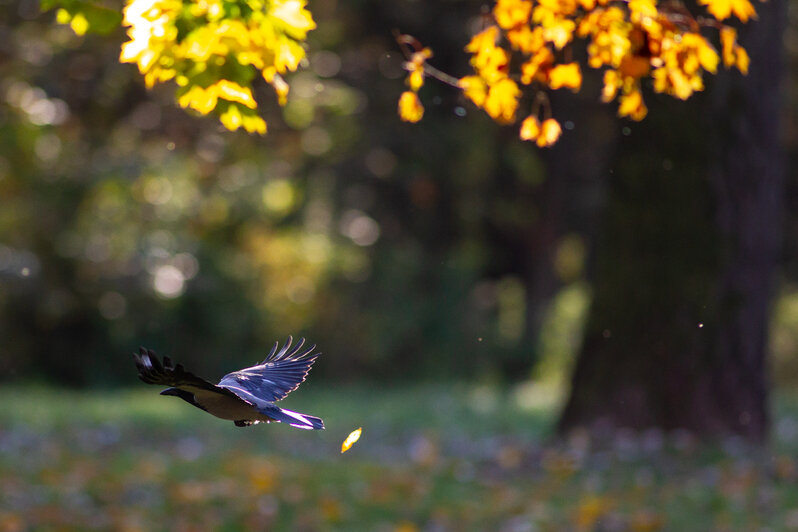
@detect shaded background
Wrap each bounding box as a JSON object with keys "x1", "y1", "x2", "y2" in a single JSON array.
[{"x1": 0, "y1": 0, "x2": 795, "y2": 398}]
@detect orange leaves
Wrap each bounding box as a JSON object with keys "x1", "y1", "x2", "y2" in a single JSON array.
[{"x1": 396, "y1": 0, "x2": 759, "y2": 146}]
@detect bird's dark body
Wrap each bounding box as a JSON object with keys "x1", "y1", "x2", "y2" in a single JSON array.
[{"x1": 133, "y1": 337, "x2": 324, "y2": 430}]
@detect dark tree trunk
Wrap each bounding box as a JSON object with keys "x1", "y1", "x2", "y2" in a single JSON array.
[{"x1": 557, "y1": 0, "x2": 786, "y2": 440}]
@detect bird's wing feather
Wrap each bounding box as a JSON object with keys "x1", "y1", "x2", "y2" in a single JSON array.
[
  {"x1": 217, "y1": 336, "x2": 319, "y2": 403},
  {"x1": 133, "y1": 347, "x2": 239, "y2": 399}
]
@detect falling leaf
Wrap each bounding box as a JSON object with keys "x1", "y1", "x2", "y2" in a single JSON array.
[{"x1": 341, "y1": 427, "x2": 362, "y2": 453}]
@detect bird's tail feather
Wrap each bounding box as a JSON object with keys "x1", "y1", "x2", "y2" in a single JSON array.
[{"x1": 268, "y1": 407, "x2": 324, "y2": 430}]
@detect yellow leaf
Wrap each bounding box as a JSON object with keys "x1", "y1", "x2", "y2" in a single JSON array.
[
  {"x1": 484, "y1": 78, "x2": 521, "y2": 123},
  {"x1": 520, "y1": 48, "x2": 553, "y2": 84},
  {"x1": 274, "y1": 36, "x2": 306, "y2": 73},
  {"x1": 214, "y1": 80, "x2": 257, "y2": 109},
  {"x1": 720, "y1": 26, "x2": 737, "y2": 67},
  {"x1": 341, "y1": 427, "x2": 362, "y2": 453},
  {"x1": 465, "y1": 26, "x2": 500, "y2": 54},
  {"x1": 735, "y1": 45, "x2": 750, "y2": 74},
  {"x1": 468, "y1": 41, "x2": 510, "y2": 85},
  {"x1": 398, "y1": 91, "x2": 424, "y2": 123},
  {"x1": 519, "y1": 115, "x2": 541, "y2": 141},
  {"x1": 271, "y1": 73, "x2": 290, "y2": 106},
  {"x1": 407, "y1": 69, "x2": 424, "y2": 92},
  {"x1": 270, "y1": 0, "x2": 317, "y2": 39},
  {"x1": 493, "y1": 0, "x2": 533, "y2": 30},
  {"x1": 242, "y1": 114, "x2": 268, "y2": 134},
  {"x1": 698, "y1": 0, "x2": 756, "y2": 21},
  {"x1": 178, "y1": 85, "x2": 218, "y2": 114},
  {"x1": 537, "y1": 118, "x2": 562, "y2": 147},
  {"x1": 548, "y1": 62, "x2": 582, "y2": 91},
  {"x1": 506, "y1": 24, "x2": 545, "y2": 54},
  {"x1": 219, "y1": 104, "x2": 245, "y2": 131},
  {"x1": 618, "y1": 88, "x2": 648, "y2": 120},
  {"x1": 601, "y1": 69, "x2": 620, "y2": 102},
  {"x1": 628, "y1": 0, "x2": 658, "y2": 21},
  {"x1": 542, "y1": 17, "x2": 576, "y2": 49},
  {"x1": 576, "y1": 495, "x2": 612, "y2": 531},
  {"x1": 459, "y1": 75, "x2": 487, "y2": 107}
]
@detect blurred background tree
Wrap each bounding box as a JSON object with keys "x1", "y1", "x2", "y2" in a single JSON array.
[
  {"x1": 0, "y1": 0, "x2": 796, "y2": 443},
  {"x1": 557, "y1": 0, "x2": 787, "y2": 440}
]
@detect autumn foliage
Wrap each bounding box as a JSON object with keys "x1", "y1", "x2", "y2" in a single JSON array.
[
  {"x1": 118, "y1": 0, "x2": 315, "y2": 133},
  {"x1": 397, "y1": 0, "x2": 756, "y2": 146}
]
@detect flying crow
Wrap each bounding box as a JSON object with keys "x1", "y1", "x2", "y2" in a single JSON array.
[{"x1": 134, "y1": 337, "x2": 324, "y2": 430}]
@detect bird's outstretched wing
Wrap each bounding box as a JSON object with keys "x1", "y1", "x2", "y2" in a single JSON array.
[
  {"x1": 217, "y1": 336, "x2": 319, "y2": 403},
  {"x1": 134, "y1": 347, "x2": 238, "y2": 398}
]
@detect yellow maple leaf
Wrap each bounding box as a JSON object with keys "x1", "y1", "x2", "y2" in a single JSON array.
[
  {"x1": 618, "y1": 88, "x2": 648, "y2": 120},
  {"x1": 506, "y1": 24, "x2": 544, "y2": 54},
  {"x1": 548, "y1": 62, "x2": 582, "y2": 91},
  {"x1": 542, "y1": 17, "x2": 576, "y2": 49},
  {"x1": 220, "y1": 104, "x2": 243, "y2": 130},
  {"x1": 735, "y1": 45, "x2": 750, "y2": 74},
  {"x1": 242, "y1": 114, "x2": 268, "y2": 134},
  {"x1": 720, "y1": 26, "x2": 737, "y2": 67},
  {"x1": 628, "y1": 0, "x2": 658, "y2": 22},
  {"x1": 537, "y1": 118, "x2": 562, "y2": 147},
  {"x1": 698, "y1": 0, "x2": 756, "y2": 22},
  {"x1": 398, "y1": 91, "x2": 424, "y2": 122},
  {"x1": 484, "y1": 78, "x2": 521, "y2": 123},
  {"x1": 178, "y1": 85, "x2": 218, "y2": 114},
  {"x1": 471, "y1": 45, "x2": 511, "y2": 85},
  {"x1": 407, "y1": 69, "x2": 424, "y2": 92},
  {"x1": 520, "y1": 48, "x2": 553, "y2": 84},
  {"x1": 459, "y1": 75, "x2": 488, "y2": 107},
  {"x1": 270, "y1": 0, "x2": 317, "y2": 39},
  {"x1": 466, "y1": 26, "x2": 500, "y2": 54},
  {"x1": 274, "y1": 36, "x2": 306, "y2": 73},
  {"x1": 494, "y1": 0, "x2": 533, "y2": 30},
  {"x1": 341, "y1": 427, "x2": 362, "y2": 453},
  {"x1": 519, "y1": 115, "x2": 541, "y2": 141},
  {"x1": 215, "y1": 80, "x2": 258, "y2": 109},
  {"x1": 270, "y1": 73, "x2": 290, "y2": 105}
]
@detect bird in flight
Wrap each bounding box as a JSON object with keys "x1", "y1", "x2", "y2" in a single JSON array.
[{"x1": 134, "y1": 337, "x2": 324, "y2": 430}]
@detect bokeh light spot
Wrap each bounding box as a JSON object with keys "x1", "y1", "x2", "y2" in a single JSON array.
[{"x1": 153, "y1": 265, "x2": 186, "y2": 299}]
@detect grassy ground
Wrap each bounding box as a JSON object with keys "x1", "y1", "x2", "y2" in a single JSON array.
[{"x1": 1, "y1": 383, "x2": 798, "y2": 531}]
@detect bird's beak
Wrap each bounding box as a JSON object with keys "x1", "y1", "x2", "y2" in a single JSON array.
[{"x1": 160, "y1": 387, "x2": 179, "y2": 396}]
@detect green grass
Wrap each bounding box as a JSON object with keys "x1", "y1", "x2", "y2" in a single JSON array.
[{"x1": 1, "y1": 384, "x2": 798, "y2": 531}]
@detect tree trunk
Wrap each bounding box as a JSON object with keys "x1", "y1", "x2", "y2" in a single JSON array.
[{"x1": 557, "y1": 1, "x2": 786, "y2": 440}]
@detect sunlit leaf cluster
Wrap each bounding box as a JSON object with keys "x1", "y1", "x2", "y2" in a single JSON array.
[
  {"x1": 399, "y1": 0, "x2": 756, "y2": 146},
  {"x1": 116, "y1": 0, "x2": 315, "y2": 133}
]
